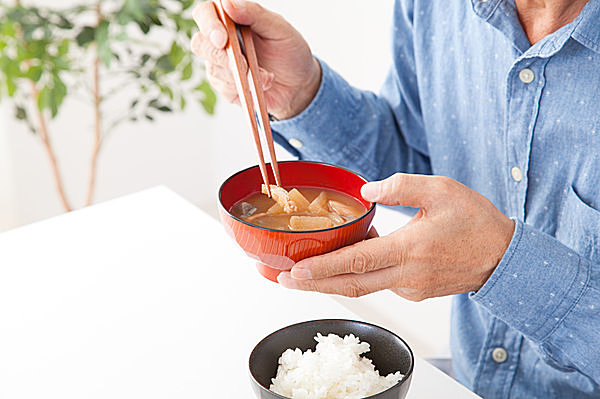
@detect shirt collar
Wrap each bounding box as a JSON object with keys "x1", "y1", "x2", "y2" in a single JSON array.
[
  {"x1": 470, "y1": 0, "x2": 600, "y2": 55},
  {"x1": 572, "y1": 0, "x2": 600, "y2": 54},
  {"x1": 470, "y1": 0, "x2": 531, "y2": 53},
  {"x1": 470, "y1": 0, "x2": 503, "y2": 21}
]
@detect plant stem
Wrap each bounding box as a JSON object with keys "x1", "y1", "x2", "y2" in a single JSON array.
[
  {"x1": 30, "y1": 82, "x2": 73, "y2": 212},
  {"x1": 15, "y1": 0, "x2": 72, "y2": 212},
  {"x1": 85, "y1": 1, "x2": 103, "y2": 206}
]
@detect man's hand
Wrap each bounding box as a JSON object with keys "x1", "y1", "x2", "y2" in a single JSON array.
[
  {"x1": 277, "y1": 174, "x2": 515, "y2": 301},
  {"x1": 191, "y1": 0, "x2": 321, "y2": 120}
]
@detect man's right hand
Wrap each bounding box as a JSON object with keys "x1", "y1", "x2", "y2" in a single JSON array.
[{"x1": 191, "y1": 0, "x2": 322, "y2": 120}]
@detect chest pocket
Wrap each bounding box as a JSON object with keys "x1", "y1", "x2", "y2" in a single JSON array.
[{"x1": 554, "y1": 185, "x2": 600, "y2": 264}]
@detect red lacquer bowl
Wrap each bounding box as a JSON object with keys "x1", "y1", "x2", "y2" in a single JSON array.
[{"x1": 218, "y1": 161, "x2": 376, "y2": 282}]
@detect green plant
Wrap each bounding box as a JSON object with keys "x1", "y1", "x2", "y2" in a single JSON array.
[{"x1": 0, "y1": 0, "x2": 216, "y2": 211}]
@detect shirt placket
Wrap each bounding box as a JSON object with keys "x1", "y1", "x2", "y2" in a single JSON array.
[
  {"x1": 504, "y1": 56, "x2": 547, "y2": 220},
  {"x1": 474, "y1": 320, "x2": 524, "y2": 398}
]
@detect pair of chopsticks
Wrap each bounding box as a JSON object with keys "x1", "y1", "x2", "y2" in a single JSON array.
[{"x1": 213, "y1": 0, "x2": 281, "y2": 197}]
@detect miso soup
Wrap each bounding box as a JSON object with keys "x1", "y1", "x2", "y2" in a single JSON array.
[{"x1": 230, "y1": 185, "x2": 367, "y2": 231}]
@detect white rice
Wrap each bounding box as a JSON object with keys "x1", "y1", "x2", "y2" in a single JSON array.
[{"x1": 269, "y1": 333, "x2": 403, "y2": 399}]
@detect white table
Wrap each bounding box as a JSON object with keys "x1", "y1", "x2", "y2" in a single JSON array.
[{"x1": 0, "y1": 187, "x2": 479, "y2": 398}]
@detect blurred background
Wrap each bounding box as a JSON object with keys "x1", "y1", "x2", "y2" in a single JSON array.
[
  {"x1": 0, "y1": 0, "x2": 452, "y2": 360},
  {"x1": 0, "y1": 0, "x2": 394, "y2": 231}
]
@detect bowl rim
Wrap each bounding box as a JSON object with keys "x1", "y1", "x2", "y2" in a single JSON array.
[
  {"x1": 248, "y1": 318, "x2": 415, "y2": 399},
  {"x1": 218, "y1": 160, "x2": 377, "y2": 234}
]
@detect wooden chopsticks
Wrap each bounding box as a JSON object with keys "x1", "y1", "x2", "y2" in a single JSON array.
[{"x1": 213, "y1": 0, "x2": 281, "y2": 197}]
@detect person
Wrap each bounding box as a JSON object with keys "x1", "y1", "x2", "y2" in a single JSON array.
[{"x1": 191, "y1": 0, "x2": 600, "y2": 397}]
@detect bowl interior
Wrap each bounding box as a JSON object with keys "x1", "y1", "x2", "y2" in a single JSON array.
[
  {"x1": 219, "y1": 161, "x2": 373, "y2": 214},
  {"x1": 249, "y1": 319, "x2": 414, "y2": 394}
]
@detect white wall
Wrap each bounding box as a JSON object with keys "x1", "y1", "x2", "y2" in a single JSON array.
[
  {"x1": 0, "y1": 112, "x2": 18, "y2": 231},
  {"x1": 0, "y1": 0, "x2": 394, "y2": 231}
]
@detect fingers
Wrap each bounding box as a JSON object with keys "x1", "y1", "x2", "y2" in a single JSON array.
[
  {"x1": 205, "y1": 62, "x2": 239, "y2": 103},
  {"x1": 191, "y1": 32, "x2": 229, "y2": 66},
  {"x1": 204, "y1": 59, "x2": 274, "y2": 103},
  {"x1": 192, "y1": 2, "x2": 227, "y2": 48},
  {"x1": 360, "y1": 173, "x2": 454, "y2": 208},
  {"x1": 290, "y1": 234, "x2": 403, "y2": 280},
  {"x1": 278, "y1": 266, "x2": 400, "y2": 298},
  {"x1": 221, "y1": 0, "x2": 289, "y2": 40}
]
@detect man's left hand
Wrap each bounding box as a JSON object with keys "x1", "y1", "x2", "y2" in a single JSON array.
[{"x1": 277, "y1": 173, "x2": 515, "y2": 301}]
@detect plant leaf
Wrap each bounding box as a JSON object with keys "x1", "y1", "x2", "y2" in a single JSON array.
[
  {"x1": 137, "y1": 20, "x2": 150, "y2": 34},
  {"x1": 124, "y1": 0, "x2": 145, "y2": 21},
  {"x1": 140, "y1": 53, "x2": 151, "y2": 66},
  {"x1": 116, "y1": 10, "x2": 133, "y2": 25},
  {"x1": 50, "y1": 80, "x2": 66, "y2": 118},
  {"x1": 168, "y1": 42, "x2": 184, "y2": 66},
  {"x1": 96, "y1": 19, "x2": 112, "y2": 67},
  {"x1": 26, "y1": 65, "x2": 43, "y2": 82},
  {"x1": 156, "y1": 55, "x2": 174, "y2": 72},
  {"x1": 6, "y1": 77, "x2": 17, "y2": 97},
  {"x1": 195, "y1": 80, "x2": 216, "y2": 115},
  {"x1": 115, "y1": 31, "x2": 128, "y2": 41},
  {"x1": 1, "y1": 20, "x2": 16, "y2": 36},
  {"x1": 181, "y1": 61, "x2": 192, "y2": 81},
  {"x1": 37, "y1": 86, "x2": 50, "y2": 112},
  {"x1": 159, "y1": 84, "x2": 174, "y2": 100},
  {"x1": 15, "y1": 106, "x2": 27, "y2": 120},
  {"x1": 181, "y1": 0, "x2": 195, "y2": 11},
  {"x1": 57, "y1": 39, "x2": 69, "y2": 56},
  {"x1": 76, "y1": 26, "x2": 96, "y2": 47},
  {"x1": 57, "y1": 15, "x2": 74, "y2": 30}
]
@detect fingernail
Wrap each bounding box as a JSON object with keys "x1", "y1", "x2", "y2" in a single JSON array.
[
  {"x1": 209, "y1": 30, "x2": 226, "y2": 48},
  {"x1": 226, "y1": 0, "x2": 243, "y2": 9},
  {"x1": 277, "y1": 272, "x2": 295, "y2": 288},
  {"x1": 361, "y1": 181, "x2": 380, "y2": 201},
  {"x1": 291, "y1": 267, "x2": 312, "y2": 280}
]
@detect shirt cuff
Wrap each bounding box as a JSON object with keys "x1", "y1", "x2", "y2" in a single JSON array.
[
  {"x1": 470, "y1": 219, "x2": 590, "y2": 342},
  {"x1": 270, "y1": 58, "x2": 362, "y2": 164}
]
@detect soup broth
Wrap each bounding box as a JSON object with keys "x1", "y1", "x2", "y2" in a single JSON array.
[{"x1": 230, "y1": 186, "x2": 367, "y2": 231}]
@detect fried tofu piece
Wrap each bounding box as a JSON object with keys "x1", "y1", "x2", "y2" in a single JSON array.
[
  {"x1": 262, "y1": 185, "x2": 298, "y2": 213},
  {"x1": 288, "y1": 188, "x2": 310, "y2": 211},
  {"x1": 308, "y1": 191, "x2": 329, "y2": 215},
  {"x1": 289, "y1": 216, "x2": 334, "y2": 231},
  {"x1": 328, "y1": 200, "x2": 363, "y2": 218}
]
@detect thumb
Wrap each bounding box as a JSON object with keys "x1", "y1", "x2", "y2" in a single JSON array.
[
  {"x1": 360, "y1": 173, "x2": 435, "y2": 208},
  {"x1": 221, "y1": 0, "x2": 288, "y2": 40}
]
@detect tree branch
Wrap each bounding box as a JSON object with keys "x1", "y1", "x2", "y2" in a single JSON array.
[
  {"x1": 85, "y1": 1, "x2": 103, "y2": 206},
  {"x1": 15, "y1": 0, "x2": 72, "y2": 212},
  {"x1": 30, "y1": 82, "x2": 73, "y2": 212}
]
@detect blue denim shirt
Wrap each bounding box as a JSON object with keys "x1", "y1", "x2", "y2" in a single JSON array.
[{"x1": 270, "y1": 1, "x2": 600, "y2": 397}]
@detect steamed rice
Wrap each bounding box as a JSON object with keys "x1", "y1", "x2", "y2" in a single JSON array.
[{"x1": 269, "y1": 333, "x2": 403, "y2": 399}]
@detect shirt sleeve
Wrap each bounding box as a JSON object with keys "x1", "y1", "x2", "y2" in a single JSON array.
[
  {"x1": 270, "y1": 0, "x2": 431, "y2": 182},
  {"x1": 471, "y1": 219, "x2": 600, "y2": 381}
]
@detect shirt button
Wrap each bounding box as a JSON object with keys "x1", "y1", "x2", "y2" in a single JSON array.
[
  {"x1": 519, "y1": 68, "x2": 535, "y2": 84},
  {"x1": 288, "y1": 138, "x2": 303, "y2": 149},
  {"x1": 492, "y1": 347, "x2": 508, "y2": 363},
  {"x1": 511, "y1": 166, "x2": 523, "y2": 182}
]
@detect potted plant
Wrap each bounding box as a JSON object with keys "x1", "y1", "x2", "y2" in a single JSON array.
[{"x1": 0, "y1": 0, "x2": 215, "y2": 211}]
